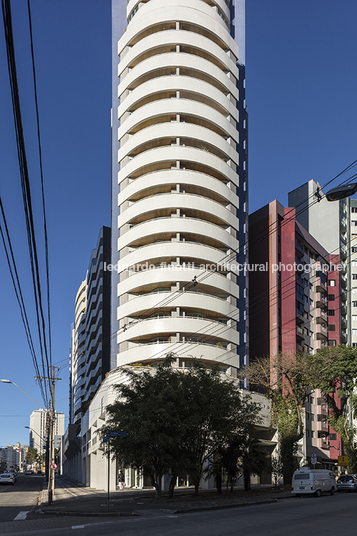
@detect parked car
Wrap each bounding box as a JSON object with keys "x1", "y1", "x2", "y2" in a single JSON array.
[
  {"x1": 0, "y1": 473, "x2": 16, "y2": 484},
  {"x1": 10, "y1": 472, "x2": 17, "y2": 482},
  {"x1": 25, "y1": 469, "x2": 33, "y2": 475},
  {"x1": 292, "y1": 467, "x2": 336, "y2": 496},
  {"x1": 337, "y1": 474, "x2": 357, "y2": 492}
]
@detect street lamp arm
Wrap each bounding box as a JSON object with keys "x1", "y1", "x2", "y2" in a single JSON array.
[
  {"x1": 25, "y1": 426, "x2": 46, "y2": 442},
  {"x1": 0, "y1": 379, "x2": 46, "y2": 410}
]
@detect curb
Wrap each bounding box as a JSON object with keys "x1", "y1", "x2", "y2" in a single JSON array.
[{"x1": 33, "y1": 495, "x2": 288, "y2": 518}]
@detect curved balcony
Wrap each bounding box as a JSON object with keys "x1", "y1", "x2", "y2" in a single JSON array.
[
  {"x1": 120, "y1": 0, "x2": 239, "y2": 57},
  {"x1": 116, "y1": 340, "x2": 239, "y2": 369},
  {"x1": 118, "y1": 123, "x2": 238, "y2": 168},
  {"x1": 118, "y1": 145, "x2": 238, "y2": 186},
  {"x1": 118, "y1": 52, "x2": 238, "y2": 102},
  {"x1": 117, "y1": 241, "x2": 236, "y2": 276},
  {"x1": 118, "y1": 267, "x2": 238, "y2": 298},
  {"x1": 119, "y1": 28, "x2": 237, "y2": 81},
  {"x1": 117, "y1": 170, "x2": 238, "y2": 207},
  {"x1": 118, "y1": 217, "x2": 238, "y2": 254},
  {"x1": 118, "y1": 194, "x2": 237, "y2": 231},
  {"x1": 118, "y1": 76, "x2": 239, "y2": 122},
  {"x1": 118, "y1": 290, "x2": 236, "y2": 321},
  {"x1": 119, "y1": 100, "x2": 238, "y2": 145}
]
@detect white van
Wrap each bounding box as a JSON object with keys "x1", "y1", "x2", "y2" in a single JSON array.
[{"x1": 292, "y1": 467, "x2": 336, "y2": 497}]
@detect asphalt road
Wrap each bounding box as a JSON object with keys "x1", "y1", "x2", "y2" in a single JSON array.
[
  {"x1": 1, "y1": 487, "x2": 357, "y2": 536},
  {"x1": 0, "y1": 473, "x2": 43, "y2": 523}
]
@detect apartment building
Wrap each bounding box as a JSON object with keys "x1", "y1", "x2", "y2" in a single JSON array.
[
  {"x1": 29, "y1": 410, "x2": 65, "y2": 452},
  {"x1": 249, "y1": 200, "x2": 341, "y2": 468},
  {"x1": 69, "y1": 227, "x2": 111, "y2": 426},
  {"x1": 111, "y1": 0, "x2": 248, "y2": 374},
  {"x1": 288, "y1": 179, "x2": 349, "y2": 345}
]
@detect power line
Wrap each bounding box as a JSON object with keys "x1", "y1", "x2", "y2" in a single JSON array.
[
  {"x1": 0, "y1": 198, "x2": 48, "y2": 403},
  {"x1": 27, "y1": 0, "x2": 52, "y2": 372},
  {"x1": 70, "y1": 164, "x2": 357, "y2": 371},
  {"x1": 1, "y1": 0, "x2": 50, "y2": 405}
]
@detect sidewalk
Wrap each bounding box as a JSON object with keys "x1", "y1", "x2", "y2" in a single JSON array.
[{"x1": 34, "y1": 476, "x2": 293, "y2": 518}]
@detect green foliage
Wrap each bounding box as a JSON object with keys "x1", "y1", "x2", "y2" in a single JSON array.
[
  {"x1": 25, "y1": 447, "x2": 38, "y2": 464},
  {"x1": 102, "y1": 359, "x2": 261, "y2": 497},
  {"x1": 241, "y1": 353, "x2": 311, "y2": 483},
  {"x1": 308, "y1": 346, "x2": 357, "y2": 473}
]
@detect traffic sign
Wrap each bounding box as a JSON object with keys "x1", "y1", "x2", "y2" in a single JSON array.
[
  {"x1": 311, "y1": 452, "x2": 317, "y2": 465},
  {"x1": 50, "y1": 463, "x2": 58, "y2": 470},
  {"x1": 338, "y1": 455, "x2": 348, "y2": 467},
  {"x1": 103, "y1": 431, "x2": 127, "y2": 442}
]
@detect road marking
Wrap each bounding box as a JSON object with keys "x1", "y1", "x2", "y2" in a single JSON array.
[
  {"x1": 72, "y1": 526, "x2": 85, "y2": 530},
  {"x1": 14, "y1": 511, "x2": 29, "y2": 520}
]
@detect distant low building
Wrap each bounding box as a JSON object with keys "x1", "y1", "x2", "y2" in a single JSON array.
[{"x1": 0, "y1": 443, "x2": 27, "y2": 471}]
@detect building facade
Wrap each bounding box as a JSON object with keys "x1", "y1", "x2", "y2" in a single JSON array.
[
  {"x1": 249, "y1": 200, "x2": 341, "y2": 468},
  {"x1": 69, "y1": 227, "x2": 111, "y2": 425},
  {"x1": 0, "y1": 444, "x2": 26, "y2": 472},
  {"x1": 111, "y1": 0, "x2": 248, "y2": 373},
  {"x1": 288, "y1": 180, "x2": 349, "y2": 346},
  {"x1": 29, "y1": 410, "x2": 65, "y2": 452},
  {"x1": 349, "y1": 199, "x2": 357, "y2": 348}
]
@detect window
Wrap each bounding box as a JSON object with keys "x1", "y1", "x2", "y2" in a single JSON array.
[
  {"x1": 353, "y1": 301, "x2": 357, "y2": 307},
  {"x1": 353, "y1": 274, "x2": 357, "y2": 280},
  {"x1": 352, "y1": 247, "x2": 357, "y2": 253},
  {"x1": 327, "y1": 294, "x2": 335, "y2": 301},
  {"x1": 311, "y1": 431, "x2": 314, "y2": 438},
  {"x1": 329, "y1": 433, "x2": 337, "y2": 441},
  {"x1": 328, "y1": 280, "x2": 336, "y2": 286},
  {"x1": 294, "y1": 473, "x2": 310, "y2": 480},
  {"x1": 327, "y1": 310, "x2": 335, "y2": 316},
  {"x1": 352, "y1": 207, "x2": 357, "y2": 213},
  {"x1": 328, "y1": 340, "x2": 336, "y2": 347},
  {"x1": 327, "y1": 325, "x2": 336, "y2": 331},
  {"x1": 311, "y1": 413, "x2": 314, "y2": 421}
]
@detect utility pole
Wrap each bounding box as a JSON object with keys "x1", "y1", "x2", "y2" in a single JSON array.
[{"x1": 35, "y1": 366, "x2": 61, "y2": 505}]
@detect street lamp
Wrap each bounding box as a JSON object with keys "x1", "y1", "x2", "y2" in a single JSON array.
[
  {"x1": 0, "y1": 378, "x2": 55, "y2": 503},
  {"x1": 325, "y1": 183, "x2": 357, "y2": 202},
  {"x1": 0, "y1": 379, "x2": 45, "y2": 410}
]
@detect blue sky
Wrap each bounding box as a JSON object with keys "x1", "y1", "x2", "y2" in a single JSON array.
[{"x1": 0, "y1": 0, "x2": 356, "y2": 448}]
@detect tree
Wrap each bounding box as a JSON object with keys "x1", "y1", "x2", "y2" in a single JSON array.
[
  {"x1": 102, "y1": 360, "x2": 184, "y2": 498},
  {"x1": 175, "y1": 364, "x2": 261, "y2": 495},
  {"x1": 240, "y1": 436, "x2": 267, "y2": 491},
  {"x1": 241, "y1": 353, "x2": 311, "y2": 484},
  {"x1": 103, "y1": 359, "x2": 261, "y2": 497},
  {"x1": 25, "y1": 447, "x2": 38, "y2": 465},
  {"x1": 308, "y1": 346, "x2": 357, "y2": 473},
  {"x1": 270, "y1": 452, "x2": 284, "y2": 487}
]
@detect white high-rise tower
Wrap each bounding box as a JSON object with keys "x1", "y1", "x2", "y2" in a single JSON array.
[{"x1": 111, "y1": 0, "x2": 247, "y2": 374}]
